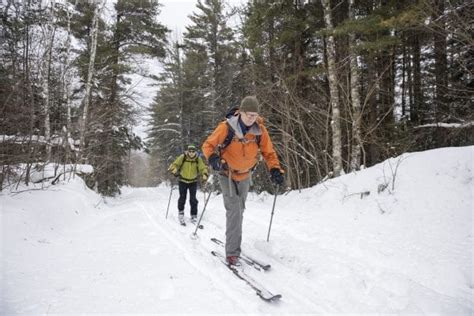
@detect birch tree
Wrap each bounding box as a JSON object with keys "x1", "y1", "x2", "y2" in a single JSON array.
[
  {"x1": 348, "y1": 0, "x2": 363, "y2": 170},
  {"x1": 321, "y1": 0, "x2": 343, "y2": 176},
  {"x1": 40, "y1": 1, "x2": 56, "y2": 162},
  {"x1": 59, "y1": 1, "x2": 75, "y2": 166},
  {"x1": 79, "y1": 1, "x2": 102, "y2": 159}
]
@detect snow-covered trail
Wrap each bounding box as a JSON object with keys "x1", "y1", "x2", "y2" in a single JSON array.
[
  {"x1": 117, "y1": 187, "x2": 332, "y2": 314},
  {"x1": 2, "y1": 146, "x2": 473, "y2": 314},
  {"x1": 2, "y1": 184, "x2": 330, "y2": 314}
]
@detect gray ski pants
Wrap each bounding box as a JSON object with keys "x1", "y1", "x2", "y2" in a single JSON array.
[{"x1": 218, "y1": 174, "x2": 251, "y2": 257}]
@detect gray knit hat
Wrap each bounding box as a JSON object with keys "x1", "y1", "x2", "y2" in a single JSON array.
[{"x1": 240, "y1": 96, "x2": 260, "y2": 113}]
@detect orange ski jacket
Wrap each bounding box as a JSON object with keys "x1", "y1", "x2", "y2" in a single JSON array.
[{"x1": 202, "y1": 115, "x2": 282, "y2": 181}]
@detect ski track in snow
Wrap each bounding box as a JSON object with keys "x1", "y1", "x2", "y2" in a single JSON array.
[
  {"x1": 137, "y1": 201, "x2": 256, "y2": 312},
  {"x1": 58, "y1": 187, "x2": 331, "y2": 313},
  {"x1": 136, "y1": 197, "x2": 330, "y2": 313},
  {"x1": 134, "y1": 194, "x2": 321, "y2": 313}
]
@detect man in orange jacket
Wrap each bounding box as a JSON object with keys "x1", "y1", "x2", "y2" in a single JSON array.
[{"x1": 202, "y1": 96, "x2": 284, "y2": 266}]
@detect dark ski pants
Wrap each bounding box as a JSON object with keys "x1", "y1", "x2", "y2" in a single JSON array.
[
  {"x1": 219, "y1": 175, "x2": 251, "y2": 257},
  {"x1": 178, "y1": 181, "x2": 198, "y2": 216}
]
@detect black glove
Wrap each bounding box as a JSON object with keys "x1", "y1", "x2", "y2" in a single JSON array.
[
  {"x1": 208, "y1": 154, "x2": 221, "y2": 171},
  {"x1": 270, "y1": 168, "x2": 284, "y2": 185}
]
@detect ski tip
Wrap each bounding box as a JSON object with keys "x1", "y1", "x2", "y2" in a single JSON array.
[
  {"x1": 258, "y1": 293, "x2": 282, "y2": 302},
  {"x1": 270, "y1": 294, "x2": 282, "y2": 301}
]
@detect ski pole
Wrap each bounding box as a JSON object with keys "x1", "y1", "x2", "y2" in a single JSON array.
[
  {"x1": 191, "y1": 174, "x2": 213, "y2": 238},
  {"x1": 165, "y1": 181, "x2": 175, "y2": 219},
  {"x1": 266, "y1": 184, "x2": 279, "y2": 242}
]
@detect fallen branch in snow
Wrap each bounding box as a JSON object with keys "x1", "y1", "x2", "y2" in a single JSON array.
[
  {"x1": 10, "y1": 187, "x2": 53, "y2": 196},
  {"x1": 343, "y1": 190, "x2": 371, "y2": 200},
  {"x1": 32, "y1": 172, "x2": 73, "y2": 185},
  {"x1": 33, "y1": 175, "x2": 59, "y2": 184}
]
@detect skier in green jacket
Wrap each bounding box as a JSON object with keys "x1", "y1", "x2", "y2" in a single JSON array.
[{"x1": 168, "y1": 145, "x2": 208, "y2": 225}]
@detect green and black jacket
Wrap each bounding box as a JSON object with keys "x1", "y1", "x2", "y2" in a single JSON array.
[{"x1": 170, "y1": 154, "x2": 208, "y2": 183}]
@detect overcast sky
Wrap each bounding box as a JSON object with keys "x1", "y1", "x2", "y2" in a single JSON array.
[
  {"x1": 159, "y1": 0, "x2": 245, "y2": 38},
  {"x1": 159, "y1": 1, "x2": 196, "y2": 36}
]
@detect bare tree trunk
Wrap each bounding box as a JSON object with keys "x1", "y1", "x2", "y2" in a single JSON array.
[
  {"x1": 412, "y1": 33, "x2": 422, "y2": 123},
  {"x1": 176, "y1": 41, "x2": 185, "y2": 149},
  {"x1": 62, "y1": 2, "x2": 74, "y2": 169},
  {"x1": 348, "y1": 0, "x2": 362, "y2": 171},
  {"x1": 79, "y1": 2, "x2": 102, "y2": 159},
  {"x1": 401, "y1": 39, "x2": 407, "y2": 117},
  {"x1": 321, "y1": 0, "x2": 343, "y2": 176},
  {"x1": 40, "y1": 1, "x2": 55, "y2": 162},
  {"x1": 366, "y1": 56, "x2": 379, "y2": 166},
  {"x1": 432, "y1": 0, "x2": 448, "y2": 121},
  {"x1": 24, "y1": 1, "x2": 34, "y2": 185},
  {"x1": 282, "y1": 100, "x2": 293, "y2": 188}
]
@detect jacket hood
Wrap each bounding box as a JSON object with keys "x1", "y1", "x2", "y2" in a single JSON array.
[{"x1": 226, "y1": 115, "x2": 262, "y2": 139}]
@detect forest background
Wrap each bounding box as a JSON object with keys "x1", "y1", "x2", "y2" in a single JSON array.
[{"x1": 1, "y1": 0, "x2": 472, "y2": 196}]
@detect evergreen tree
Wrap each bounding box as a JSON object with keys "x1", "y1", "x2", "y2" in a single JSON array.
[
  {"x1": 148, "y1": 41, "x2": 185, "y2": 182},
  {"x1": 243, "y1": 1, "x2": 329, "y2": 189},
  {"x1": 148, "y1": 0, "x2": 239, "y2": 184},
  {"x1": 1, "y1": 0, "x2": 71, "y2": 185},
  {"x1": 182, "y1": 0, "x2": 238, "y2": 133},
  {"x1": 2, "y1": 0, "x2": 472, "y2": 194},
  {"x1": 84, "y1": 0, "x2": 168, "y2": 195}
]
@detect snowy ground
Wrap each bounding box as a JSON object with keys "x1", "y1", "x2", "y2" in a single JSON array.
[{"x1": 1, "y1": 146, "x2": 473, "y2": 314}]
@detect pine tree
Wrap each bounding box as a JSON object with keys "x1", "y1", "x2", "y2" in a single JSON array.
[
  {"x1": 148, "y1": 41, "x2": 186, "y2": 182},
  {"x1": 2, "y1": 0, "x2": 471, "y2": 193},
  {"x1": 84, "y1": 0, "x2": 168, "y2": 195},
  {"x1": 148, "y1": 0, "x2": 238, "y2": 184},
  {"x1": 1, "y1": 0, "x2": 69, "y2": 185},
  {"x1": 243, "y1": 1, "x2": 331, "y2": 189},
  {"x1": 182, "y1": 0, "x2": 238, "y2": 131}
]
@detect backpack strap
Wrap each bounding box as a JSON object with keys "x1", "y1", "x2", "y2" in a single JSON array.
[
  {"x1": 175, "y1": 154, "x2": 186, "y2": 174},
  {"x1": 220, "y1": 122, "x2": 261, "y2": 151},
  {"x1": 221, "y1": 124, "x2": 235, "y2": 149}
]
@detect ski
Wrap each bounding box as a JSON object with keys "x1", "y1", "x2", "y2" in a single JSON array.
[
  {"x1": 210, "y1": 238, "x2": 271, "y2": 271},
  {"x1": 211, "y1": 250, "x2": 281, "y2": 302}
]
